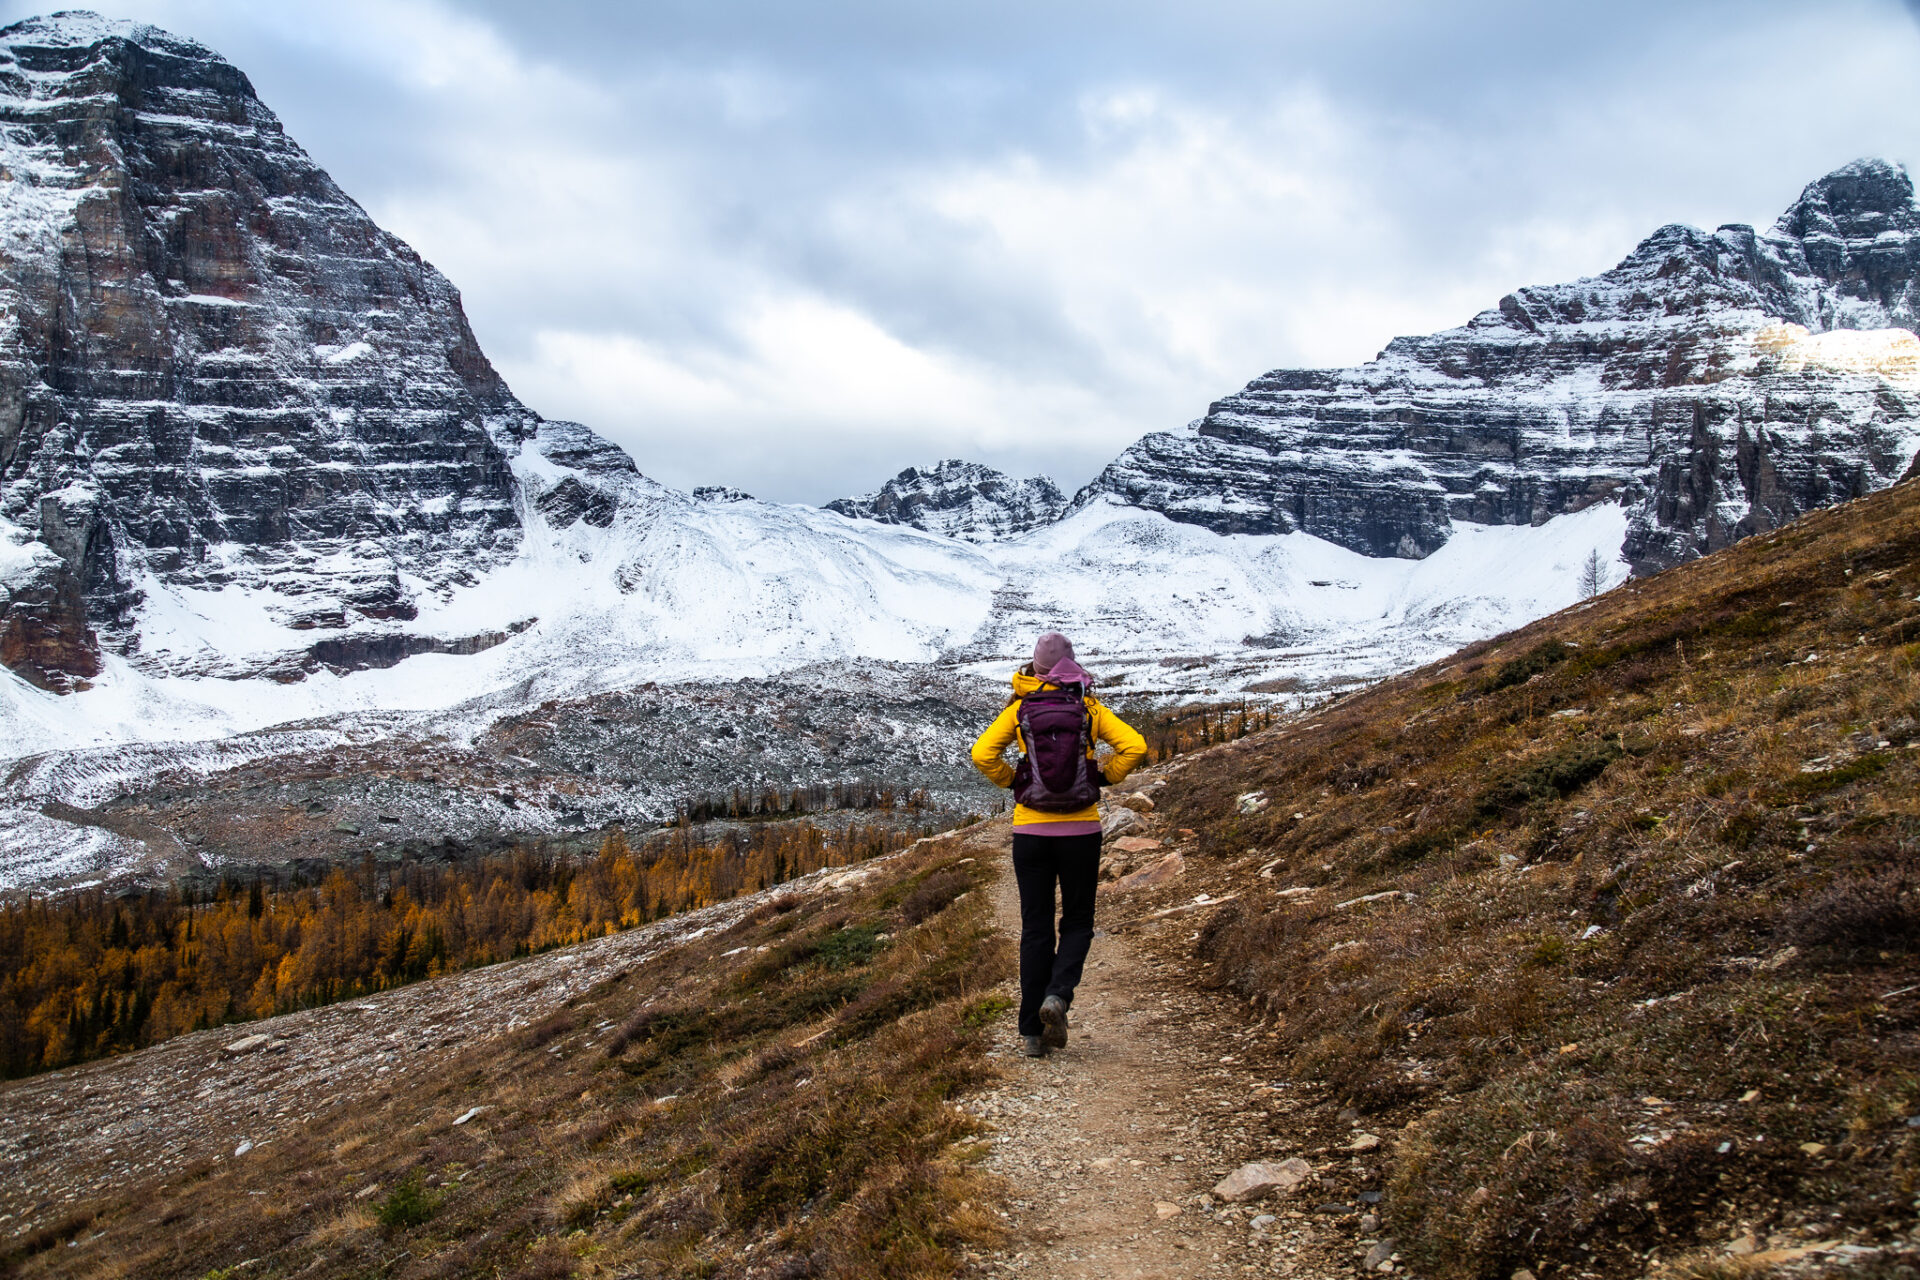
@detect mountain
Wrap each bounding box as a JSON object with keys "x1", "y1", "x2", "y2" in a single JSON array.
[
  {"x1": 1080, "y1": 159, "x2": 1920, "y2": 572},
  {"x1": 0, "y1": 14, "x2": 537, "y2": 687},
  {"x1": 825, "y1": 459, "x2": 1068, "y2": 542},
  {"x1": 1, "y1": 13, "x2": 1918, "y2": 893}
]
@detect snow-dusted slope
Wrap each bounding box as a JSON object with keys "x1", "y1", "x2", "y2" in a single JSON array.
[
  {"x1": 0, "y1": 409, "x2": 1630, "y2": 762},
  {"x1": 825, "y1": 460, "x2": 1068, "y2": 542},
  {"x1": 1084, "y1": 160, "x2": 1920, "y2": 571},
  {"x1": 0, "y1": 458, "x2": 1631, "y2": 889}
]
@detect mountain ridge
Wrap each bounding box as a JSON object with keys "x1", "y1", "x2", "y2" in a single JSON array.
[
  {"x1": 1074, "y1": 158, "x2": 1920, "y2": 570},
  {"x1": 0, "y1": 15, "x2": 1916, "y2": 894},
  {"x1": 825, "y1": 459, "x2": 1068, "y2": 542},
  {"x1": 0, "y1": 9, "x2": 1912, "y2": 705}
]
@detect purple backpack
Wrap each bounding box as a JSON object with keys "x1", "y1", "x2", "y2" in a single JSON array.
[{"x1": 1012, "y1": 680, "x2": 1103, "y2": 812}]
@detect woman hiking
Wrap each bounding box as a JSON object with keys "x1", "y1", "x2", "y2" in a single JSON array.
[{"x1": 970, "y1": 631, "x2": 1148, "y2": 1058}]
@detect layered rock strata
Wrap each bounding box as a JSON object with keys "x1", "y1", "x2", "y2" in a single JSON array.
[
  {"x1": 0, "y1": 14, "x2": 539, "y2": 683},
  {"x1": 1082, "y1": 160, "x2": 1920, "y2": 572},
  {"x1": 827, "y1": 459, "x2": 1068, "y2": 542}
]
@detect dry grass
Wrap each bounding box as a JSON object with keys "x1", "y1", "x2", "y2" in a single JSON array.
[
  {"x1": 16, "y1": 846, "x2": 1012, "y2": 1279},
  {"x1": 1161, "y1": 477, "x2": 1920, "y2": 1278}
]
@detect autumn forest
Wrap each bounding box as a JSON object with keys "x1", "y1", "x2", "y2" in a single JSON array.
[{"x1": 0, "y1": 817, "x2": 923, "y2": 1079}]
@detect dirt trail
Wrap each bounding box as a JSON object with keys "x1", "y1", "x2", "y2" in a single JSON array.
[{"x1": 962, "y1": 835, "x2": 1378, "y2": 1279}]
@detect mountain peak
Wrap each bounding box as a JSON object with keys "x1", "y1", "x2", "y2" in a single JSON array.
[
  {"x1": 1083, "y1": 160, "x2": 1920, "y2": 567},
  {"x1": 0, "y1": 7, "x2": 538, "y2": 683},
  {"x1": 826, "y1": 460, "x2": 1066, "y2": 543},
  {"x1": 1773, "y1": 157, "x2": 1917, "y2": 242},
  {"x1": 0, "y1": 11, "x2": 216, "y2": 60}
]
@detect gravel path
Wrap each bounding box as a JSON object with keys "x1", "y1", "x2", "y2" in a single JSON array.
[{"x1": 963, "y1": 832, "x2": 1384, "y2": 1278}]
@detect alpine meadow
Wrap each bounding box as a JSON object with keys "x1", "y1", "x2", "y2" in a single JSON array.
[{"x1": 2, "y1": 8, "x2": 1920, "y2": 1280}]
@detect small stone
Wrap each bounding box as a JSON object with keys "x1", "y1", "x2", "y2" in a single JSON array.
[
  {"x1": 1251, "y1": 1214, "x2": 1277, "y2": 1229},
  {"x1": 1799, "y1": 1142, "x2": 1826, "y2": 1156},
  {"x1": 1739, "y1": 1089, "x2": 1761, "y2": 1103},
  {"x1": 1359, "y1": 1213, "x2": 1380, "y2": 1233},
  {"x1": 1118, "y1": 793, "x2": 1156, "y2": 814},
  {"x1": 1113, "y1": 835, "x2": 1164, "y2": 854},
  {"x1": 1467, "y1": 1186, "x2": 1492, "y2": 1207},
  {"x1": 234, "y1": 1139, "x2": 253, "y2": 1157},
  {"x1": 1154, "y1": 1201, "x2": 1183, "y2": 1220},
  {"x1": 1106, "y1": 852, "x2": 1186, "y2": 894},
  {"x1": 1727, "y1": 1234, "x2": 1759, "y2": 1255},
  {"x1": 223, "y1": 1033, "x2": 270, "y2": 1054},
  {"x1": 1364, "y1": 1240, "x2": 1398, "y2": 1269},
  {"x1": 1512, "y1": 1270, "x2": 1537, "y2": 1280},
  {"x1": 334, "y1": 821, "x2": 361, "y2": 835},
  {"x1": 1212, "y1": 1157, "x2": 1313, "y2": 1202},
  {"x1": 453, "y1": 1106, "x2": 485, "y2": 1126},
  {"x1": 1349, "y1": 1132, "x2": 1382, "y2": 1151}
]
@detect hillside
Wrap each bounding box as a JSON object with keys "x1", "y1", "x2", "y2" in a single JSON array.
[
  {"x1": 1127, "y1": 470, "x2": 1920, "y2": 1275},
  {"x1": 6, "y1": 475, "x2": 1919, "y2": 1279},
  {"x1": 1, "y1": 841, "x2": 1013, "y2": 1278}
]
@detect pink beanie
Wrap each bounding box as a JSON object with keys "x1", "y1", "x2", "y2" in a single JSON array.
[{"x1": 1033, "y1": 631, "x2": 1075, "y2": 675}]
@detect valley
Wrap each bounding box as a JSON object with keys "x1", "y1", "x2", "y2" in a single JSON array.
[{"x1": 0, "y1": 11, "x2": 1918, "y2": 1279}]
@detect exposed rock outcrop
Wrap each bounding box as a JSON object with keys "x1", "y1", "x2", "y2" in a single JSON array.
[
  {"x1": 827, "y1": 459, "x2": 1068, "y2": 542},
  {"x1": 0, "y1": 528, "x2": 98, "y2": 690},
  {"x1": 0, "y1": 13, "x2": 541, "y2": 685},
  {"x1": 1080, "y1": 160, "x2": 1920, "y2": 572}
]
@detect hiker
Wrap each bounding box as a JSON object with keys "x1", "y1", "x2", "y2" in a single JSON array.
[{"x1": 970, "y1": 631, "x2": 1148, "y2": 1058}]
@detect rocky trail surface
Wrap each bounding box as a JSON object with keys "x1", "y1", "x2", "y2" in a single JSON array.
[{"x1": 964, "y1": 792, "x2": 1400, "y2": 1280}]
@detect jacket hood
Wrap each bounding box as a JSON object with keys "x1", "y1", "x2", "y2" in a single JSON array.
[{"x1": 1011, "y1": 657, "x2": 1094, "y2": 695}]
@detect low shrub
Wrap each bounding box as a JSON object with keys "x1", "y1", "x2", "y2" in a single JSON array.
[
  {"x1": 375, "y1": 1173, "x2": 438, "y2": 1231},
  {"x1": 1484, "y1": 639, "x2": 1571, "y2": 691},
  {"x1": 1474, "y1": 738, "x2": 1623, "y2": 816}
]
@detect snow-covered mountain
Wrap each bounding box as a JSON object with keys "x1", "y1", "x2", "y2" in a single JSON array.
[
  {"x1": 1080, "y1": 160, "x2": 1920, "y2": 572},
  {"x1": 0, "y1": 13, "x2": 535, "y2": 690},
  {"x1": 825, "y1": 460, "x2": 1068, "y2": 542},
  {"x1": 2, "y1": 14, "x2": 1919, "y2": 892},
  {"x1": 0, "y1": 11, "x2": 1630, "y2": 722}
]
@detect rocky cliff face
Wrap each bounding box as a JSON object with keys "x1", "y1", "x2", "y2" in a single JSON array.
[
  {"x1": 1081, "y1": 160, "x2": 1920, "y2": 572},
  {"x1": 0, "y1": 14, "x2": 539, "y2": 683},
  {"x1": 826, "y1": 459, "x2": 1068, "y2": 542}
]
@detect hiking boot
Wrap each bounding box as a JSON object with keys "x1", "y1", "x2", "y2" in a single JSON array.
[
  {"x1": 1021, "y1": 1035, "x2": 1048, "y2": 1058},
  {"x1": 1038, "y1": 995, "x2": 1069, "y2": 1049}
]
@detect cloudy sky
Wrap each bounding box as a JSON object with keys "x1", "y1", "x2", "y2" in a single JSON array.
[{"x1": 8, "y1": 1, "x2": 1919, "y2": 502}]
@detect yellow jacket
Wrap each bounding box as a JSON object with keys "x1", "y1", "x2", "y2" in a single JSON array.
[{"x1": 970, "y1": 667, "x2": 1149, "y2": 829}]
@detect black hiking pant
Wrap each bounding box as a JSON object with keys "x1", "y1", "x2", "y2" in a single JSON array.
[{"x1": 1011, "y1": 831, "x2": 1102, "y2": 1037}]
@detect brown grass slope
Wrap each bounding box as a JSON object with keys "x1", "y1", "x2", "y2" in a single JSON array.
[
  {"x1": 1157, "y1": 476, "x2": 1920, "y2": 1279},
  {"x1": 4, "y1": 843, "x2": 1012, "y2": 1280}
]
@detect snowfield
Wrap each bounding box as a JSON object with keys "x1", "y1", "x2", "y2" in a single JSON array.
[
  {"x1": 0, "y1": 417, "x2": 1631, "y2": 767},
  {"x1": 0, "y1": 440, "x2": 1632, "y2": 890}
]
